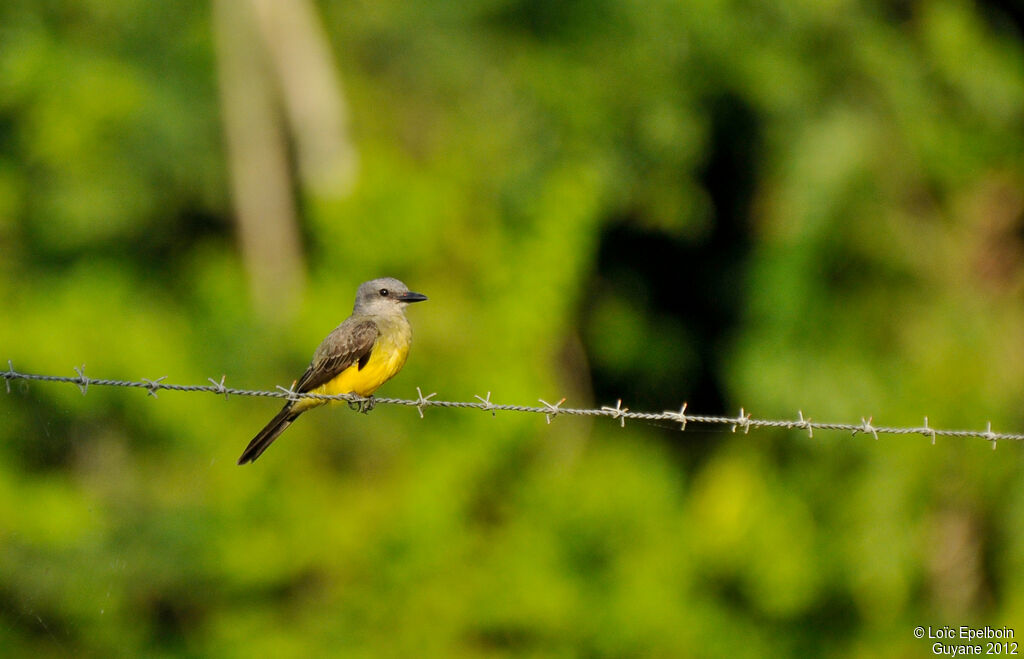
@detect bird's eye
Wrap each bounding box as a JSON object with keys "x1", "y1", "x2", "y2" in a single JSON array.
[{"x1": 379, "y1": 288, "x2": 389, "y2": 297}]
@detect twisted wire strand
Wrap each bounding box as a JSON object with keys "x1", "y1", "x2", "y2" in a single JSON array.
[{"x1": 3, "y1": 362, "x2": 1021, "y2": 445}]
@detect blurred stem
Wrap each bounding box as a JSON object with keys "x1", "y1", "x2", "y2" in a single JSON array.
[
  {"x1": 213, "y1": 0, "x2": 305, "y2": 322},
  {"x1": 250, "y1": 0, "x2": 358, "y2": 196}
]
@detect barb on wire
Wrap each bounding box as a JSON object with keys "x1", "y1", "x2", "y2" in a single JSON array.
[
  {"x1": 539, "y1": 397, "x2": 566, "y2": 424},
  {"x1": 414, "y1": 387, "x2": 437, "y2": 418},
  {"x1": 73, "y1": 365, "x2": 90, "y2": 395},
  {"x1": 923, "y1": 416, "x2": 936, "y2": 445},
  {"x1": 601, "y1": 399, "x2": 629, "y2": 427},
  {"x1": 208, "y1": 375, "x2": 230, "y2": 400},
  {"x1": 474, "y1": 392, "x2": 495, "y2": 415},
  {"x1": 2, "y1": 364, "x2": 1024, "y2": 445},
  {"x1": 732, "y1": 408, "x2": 752, "y2": 434}
]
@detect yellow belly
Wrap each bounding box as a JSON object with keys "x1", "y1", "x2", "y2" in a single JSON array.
[{"x1": 314, "y1": 338, "x2": 410, "y2": 399}]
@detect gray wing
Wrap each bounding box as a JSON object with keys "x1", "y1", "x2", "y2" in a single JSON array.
[{"x1": 293, "y1": 319, "x2": 379, "y2": 393}]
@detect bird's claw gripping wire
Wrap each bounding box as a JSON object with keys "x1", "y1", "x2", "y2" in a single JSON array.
[{"x1": 347, "y1": 396, "x2": 376, "y2": 414}]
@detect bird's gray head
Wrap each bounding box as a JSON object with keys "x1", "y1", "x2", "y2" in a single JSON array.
[{"x1": 353, "y1": 277, "x2": 428, "y2": 315}]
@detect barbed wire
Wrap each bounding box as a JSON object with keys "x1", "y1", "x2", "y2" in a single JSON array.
[{"x1": 2, "y1": 361, "x2": 1020, "y2": 448}]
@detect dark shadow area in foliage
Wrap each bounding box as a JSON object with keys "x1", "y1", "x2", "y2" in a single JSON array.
[
  {"x1": 981, "y1": 0, "x2": 1024, "y2": 38},
  {"x1": 787, "y1": 591, "x2": 862, "y2": 654},
  {"x1": 467, "y1": 624, "x2": 547, "y2": 654},
  {"x1": 2, "y1": 391, "x2": 188, "y2": 473},
  {"x1": 0, "y1": 584, "x2": 76, "y2": 650},
  {"x1": 2, "y1": 394, "x2": 87, "y2": 472},
  {"x1": 149, "y1": 592, "x2": 207, "y2": 652},
  {"x1": 17, "y1": 201, "x2": 231, "y2": 295},
  {"x1": 581, "y1": 94, "x2": 759, "y2": 451},
  {"x1": 137, "y1": 205, "x2": 231, "y2": 267},
  {"x1": 484, "y1": 0, "x2": 620, "y2": 41}
]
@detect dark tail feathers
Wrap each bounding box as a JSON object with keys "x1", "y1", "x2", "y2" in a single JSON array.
[{"x1": 237, "y1": 404, "x2": 299, "y2": 465}]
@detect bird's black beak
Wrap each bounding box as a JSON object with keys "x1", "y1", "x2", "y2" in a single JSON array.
[{"x1": 396, "y1": 291, "x2": 428, "y2": 303}]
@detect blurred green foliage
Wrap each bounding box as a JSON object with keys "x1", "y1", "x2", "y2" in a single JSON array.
[{"x1": 2, "y1": 0, "x2": 1024, "y2": 656}]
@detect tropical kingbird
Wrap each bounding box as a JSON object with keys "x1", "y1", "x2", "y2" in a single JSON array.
[{"x1": 238, "y1": 277, "x2": 427, "y2": 464}]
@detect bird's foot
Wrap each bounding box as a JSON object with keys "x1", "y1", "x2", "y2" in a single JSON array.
[{"x1": 348, "y1": 396, "x2": 376, "y2": 414}]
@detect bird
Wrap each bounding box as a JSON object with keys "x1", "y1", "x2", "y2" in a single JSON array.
[{"x1": 238, "y1": 277, "x2": 427, "y2": 464}]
